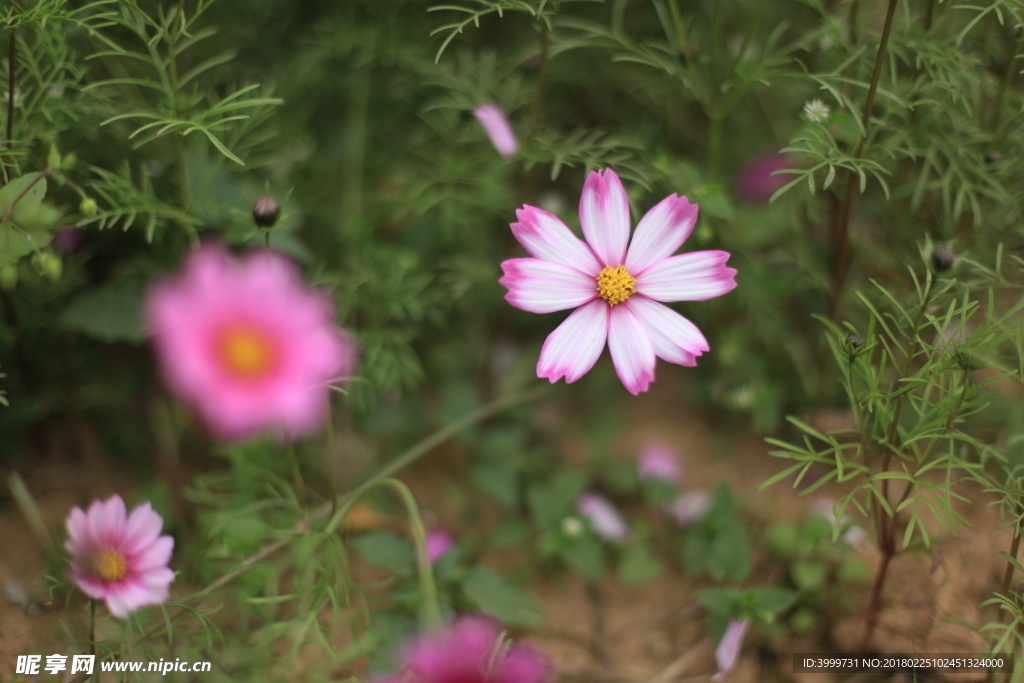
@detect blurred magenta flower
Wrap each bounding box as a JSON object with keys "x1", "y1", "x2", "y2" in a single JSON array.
[
  {"x1": 637, "y1": 442, "x2": 682, "y2": 483},
  {"x1": 668, "y1": 490, "x2": 711, "y2": 527},
  {"x1": 735, "y1": 153, "x2": 793, "y2": 203},
  {"x1": 382, "y1": 615, "x2": 549, "y2": 683},
  {"x1": 713, "y1": 618, "x2": 750, "y2": 680},
  {"x1": 577, "y1": 492, "x2": 631, "y2": 543},
  {"x1": 499, "y1": 169, "x2": 736, "y2": 395},
  {"x1": 64, "y1": 495, "x2": 174, "y2": 620},
  {"x1": 426, "y1": 528, "x2": 455, "y2": 564},
  {"x1": 474, "y1": 103, "x2": 519, "y2": 159},
  {"x1": 53, "y1": 228, "x2": 85, "y2": 253},
  {"x1": 145, "y1": 245, "x2": 356, "y2": 441}
]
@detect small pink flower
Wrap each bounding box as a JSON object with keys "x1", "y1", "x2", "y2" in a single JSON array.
[
  {"x1": 577, "y1": 492, "x2": 631, "y2": 543},
  {"x1": 735, "y1": 153, "x2": 793, "y2": 203},
  {"x1": 637, "y1": 442, "x2": 682, "y2": 483},
  {"x1": 145, "y1": 245, "x2": 356, "y2": 440},
  {"x1": 64, "y1": 495, "x2": 174, "y2": 620},
  {"x1": 474, "y1": 103, "x2": 519, "y2": 159},
  {"x1": 382, "y1": 615, "x2": 549, "y2": 683},
  {"x1": 713, "y1": 618, "x2": 750, "y2": 680},
  {"x1": 426, "y1": 528, "x2": 455, "y2": 564},
  {"x1": 499, "y1": 169, "x2": 737, "y2": 395},
  {"x1": 668, "y1": 490, "x2": 711, "y2": 527}
]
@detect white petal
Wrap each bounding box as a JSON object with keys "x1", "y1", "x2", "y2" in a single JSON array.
[
  {"x1": 626, "y1": 296, "x2": 708, "y2": 366},
  {"x1": 579, "y1": 169, "x2": 630, "y2": 267},
  {"x1": 537, "y1": 299, "x2": 609, "y2": 383},
  {"x1": 625, "y1": 194, "x2": 698, "y2": 274},
  {"x1": 510, "y1": 205, "x2": 601, "y2": 275},
  {"x1": 500, "y1": 258, "x2": 597, "y2": 314},
  {"x1": 608, "y1": 304, "x2": 656, "y2": 395},
  {"x1": 635, "y1": 251, "x2": 737, "y2": 302}
]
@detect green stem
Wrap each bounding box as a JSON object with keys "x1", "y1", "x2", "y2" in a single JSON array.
[
  {"x1": 731, "y1": 0, "x2": 767, "y2": 71},
  {"x1": 709, "y1": 0, "x2": 722, "y2": 89},
  {"x1": 991, "y1": 28, "x2": 1024, "y2": 131},
  {"x1": 831, "y1": 0, "x2": 899, "y2": 312},
  {"x1": 89, "y1": 600, "x2": 97, "y2": 682},
  {"x1": 285, "y1": 429, "x2": 304, "y2": 500},
  {"x1": 708, "y1": 114, "x2": 723, "y2": 182},
  {"x1": 667, "y1": 0, "x2": 712, "y2": 109},
  {"x1": 5, "y1": 7, "x2": 15, "y2": 150},
  {"x1": 528, "y1": 22, "x2": 549, "y2": 139},
  {"x1": 324, "y1": 478, "x2": 441, "y2": 629}
]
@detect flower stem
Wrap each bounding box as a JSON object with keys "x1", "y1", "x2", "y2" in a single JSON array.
[
  {"x1": 832, "y1": 0, "x2": 899, "y2": 314},
  {"x1": 284, "y1": 429, "x2": 304, "y2": 500},
  {"x1": 528, "y1": 21, "x2": 549, "y2": 140},
  {"x1": 991, "y1": 28, "x2": 1024, "y2": 131},
  {"x1": 89, "y1": 600, "x2": 97, "y2": 681},
  {"x1": 860, "y1": 270, "x2": 934, "y2": 650},
  {"x1": 5, "y1": 10, "x2": 15, "y2": 150}
]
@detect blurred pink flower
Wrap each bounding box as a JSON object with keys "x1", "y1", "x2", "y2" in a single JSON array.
[
  {"x1": 474, "y1": 103, "x2": 519, "y2": 159},
  {"x1": 668, "y1": 490, "x2": 711, "y2": 527},
  {"x1": 637, "y1": 442, "x2": 682, "y2": 483},
  {"x1": 382, "y1": 615, "x2": 549, "y2": 683},
  {"x1": 713, "y1": 618, "x2": 750, "y2": 680},
  {"x1": 426, "y1": 528, "x2": 455, "y2": 564},
  {"x1": 735, "y1": 153, "x2": 793, "y2": 203},
  {"x1": 145, "y1": 245, "x2": 356, "y2": 441},
  {"x1": 577, "y1": 492, "x2": 631, "y2": 543},
  {"x1": 64, "y1": 495, "x2": 174, "y2": 620},
  {"x1": 499, "y1": 169, "x2": 736, "y2": 395},
  {"x1": 53, "y1": 228, "x2": 85, "y2": 253}
]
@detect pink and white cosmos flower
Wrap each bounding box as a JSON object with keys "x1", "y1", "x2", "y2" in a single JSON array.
[
  {"x1": 381, "y1": 615, "x2": 549, "y2": 683},
  {"x1": 64, "y1": 495, "x2": 175, "y2": 620},
  {"x1": 499, "y1": 169, "x2": 737, "y2": 395},
  {"x1": 146, "y1": 246, "x2": 356, "y2": 441}
]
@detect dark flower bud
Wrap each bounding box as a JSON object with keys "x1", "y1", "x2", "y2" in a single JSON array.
[
  {"x1": 931, "y1": 246, "x2": 955, "y2": 272},
  {"x1": 846, "y1": 335, "x2": 864, "y2": 348},
  {"x1": 985, "y1": 152, "x2": 1002, "y2": 164},
  {"x1": 252, "y1": 197, "x2": 281, "y2": 228}
]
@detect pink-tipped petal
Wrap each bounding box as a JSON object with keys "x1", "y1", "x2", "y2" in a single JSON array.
[
  {"x1": 537, "y1": 299, "x2": 609, "y2": 384},
  {"x1": 119, "y1": 502, "x2": 163, "y2": 556},
  {"x1": 635, "y1": 251, "x2": 737, "y2": 302},
  {"x1": 625, "y1": 194, "x2": 699, "y2": 275},
  {"x1": 713, "y1": 618, "x2": 750, "y2": 680},
  {"x1": 87, "y1": 496, "x2": 126, "y2": 549},
  {"x1": 499, "y1": 258, "x2": 598, "y2": 314},
  {"x1": 608, "y1": 304, "x2": 656, "y2": 395},
  {"x1": 511, "y1": 206, "x2": 601, "y2": 275},
  {"x1": 474, "y1": 103, "x2": 519, "y2": 159},
  {"x1": 577, "y1": 493, "x2": 631, "y2": 543},
  {"x1": 579, "y1": 169, "x2": 630, "y2": 267},
  {"x1": 626, "y1": 296, "x2": 708, "y2": 366}
]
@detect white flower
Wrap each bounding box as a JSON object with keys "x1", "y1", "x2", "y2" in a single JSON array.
[
  {"x1": 561, "y1": 516, "x2": 584, "y2": 538},
  {"x1": 803, "y1": 99, "x2": 830, "y2": 123}
]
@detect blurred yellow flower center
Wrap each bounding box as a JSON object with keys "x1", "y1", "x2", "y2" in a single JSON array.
[
  {"x1": 218, "y1": 326, "x2": 276, "y2": 380},
  {"x1": 94, "y1": 548, "x2": 127, "y2": 581},
  {"x1": 597, "y1": 265, "x2": 636, "y2": 306}
]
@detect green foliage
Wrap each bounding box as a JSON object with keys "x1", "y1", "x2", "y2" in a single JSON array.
[{"x1": 681, "y1": 484, "x2": 752, "y2": 582}]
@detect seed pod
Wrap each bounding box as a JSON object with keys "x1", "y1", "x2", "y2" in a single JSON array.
[
  {"x1": 79, "y1": 197, "x2": 97, "y2": 218},
  {"x1": 252, "y1": 197, "x2": 281, "y2": 228},
  {"x1": 931, "y1": 246, "x2": 955, "y2": 272}
]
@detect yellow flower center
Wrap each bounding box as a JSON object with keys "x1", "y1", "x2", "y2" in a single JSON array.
[
  {"x1": 217, "y1": 326, "x2": 276, "y2": 380},
  {"x1": 596, "y1": 265, "x2": 636, "y2": 306},
  {"x1": 94, "y1": 548, "x2": 128, "y2": 582}
]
